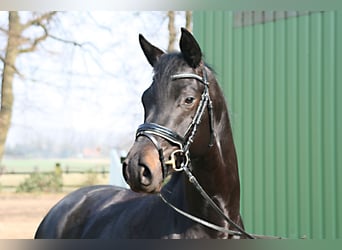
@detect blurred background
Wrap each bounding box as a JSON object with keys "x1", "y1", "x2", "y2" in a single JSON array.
[
  {"x1": 0, "y1": 11, "x2": 191, "y2": 238},
  {"x1": 0, "y1": 11, "x2": 191, "y2": 190},
  {"x1": 0, "y1": 11, "x2": 341, "y2": 240}
]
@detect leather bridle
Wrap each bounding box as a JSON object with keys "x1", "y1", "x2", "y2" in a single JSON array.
[
  {"x1": 136, "y1": 68, "x2": 214, "y2": 178},
  {"x1": 135, "y1": 67, "x2": 257, "y2": 239}
]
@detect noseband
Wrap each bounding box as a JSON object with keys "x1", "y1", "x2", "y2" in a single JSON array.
[{"x1": 136, "y1": 68, "x2": 214, "y2": 178}]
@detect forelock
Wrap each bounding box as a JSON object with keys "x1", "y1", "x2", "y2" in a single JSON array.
[{"x1": 153, "y1": 53, "x2": 188, "y2": 82}]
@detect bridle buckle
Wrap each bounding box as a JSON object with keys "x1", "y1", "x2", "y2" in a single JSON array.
[{"x1": 164, "y1": 149, "x2": 189, "y2": 172}]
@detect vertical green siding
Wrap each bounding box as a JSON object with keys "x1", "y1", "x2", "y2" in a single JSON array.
[{"x1": 193, "y1": 11, "x2": 342, "y2": 239}]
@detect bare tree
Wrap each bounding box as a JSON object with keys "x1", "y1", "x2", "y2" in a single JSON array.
[
  {"x1": 0, "y1": 11, "x2": 58, "y2": 162},
  {"x1": 0, "y1": 11, "x2": 193, "y2": 161}
]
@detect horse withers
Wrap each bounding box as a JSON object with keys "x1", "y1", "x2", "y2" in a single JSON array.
[{"x1": 35, "y1": 28, "x2": 248, "y2": 239}]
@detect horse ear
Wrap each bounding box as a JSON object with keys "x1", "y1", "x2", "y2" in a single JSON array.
[
  {"x1": 180, "y1": 28, "x2": 202, "y2": 68},
  {"x1": 139, "y1": 34, "x2": 165, "y2": 67}
]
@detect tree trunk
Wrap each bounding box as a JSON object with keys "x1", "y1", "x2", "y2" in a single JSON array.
[
  {"x1": 167, "y1": 11, "x2": 176, "y2": 52},
  {"x1": 0, "y1": 12, "x2": 22, "y2": 162},
  {"x1": 185, "y1": 11, "x2": 192, "y2": 32}
]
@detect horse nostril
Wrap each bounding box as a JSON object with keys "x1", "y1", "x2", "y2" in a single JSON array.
[{"x1": 139, "y1": 164, "x2": 152, "y2": 186}]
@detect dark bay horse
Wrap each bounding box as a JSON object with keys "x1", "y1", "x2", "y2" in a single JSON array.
[{"x1": 35, "y1": 28, "x2": 252, "y2": 239}]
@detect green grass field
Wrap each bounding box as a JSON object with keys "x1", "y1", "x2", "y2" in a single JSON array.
[{"x1": 1, "y1": 158, "x2": 110, "y2": 173}]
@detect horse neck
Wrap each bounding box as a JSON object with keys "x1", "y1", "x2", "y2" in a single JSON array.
[{"x1": 184, "y1": 84, "x2": 242, "y2": 231}]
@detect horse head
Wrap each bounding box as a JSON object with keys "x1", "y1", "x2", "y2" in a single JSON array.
[{"x1": 123, "y1": 28, "x2": 219, "y2": 193}]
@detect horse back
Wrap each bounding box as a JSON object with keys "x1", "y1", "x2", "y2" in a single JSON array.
[{"x1": 34, "y1": 185, "x2": 140, "y2": 238}]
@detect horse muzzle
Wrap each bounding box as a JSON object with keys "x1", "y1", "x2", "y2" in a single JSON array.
[{"x1": 122, "y1": 140, "x2": 164, "y2": 193}]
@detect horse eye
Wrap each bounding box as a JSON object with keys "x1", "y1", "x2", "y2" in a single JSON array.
[{"x1": 185, "y1": 97, "x2": 195, "y2": 105}]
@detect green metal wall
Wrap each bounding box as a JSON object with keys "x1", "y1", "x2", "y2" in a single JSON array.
[{"x1": 193, "y1": 11, "x2": 341, "y2": 239}]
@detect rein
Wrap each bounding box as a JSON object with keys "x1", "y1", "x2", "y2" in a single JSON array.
[
  {"x1": 135, "y1": 68, "x2": 259, "y2": 239},
  {"x1": 160, "y1": 190, "x2": 284, "y2": 239}
]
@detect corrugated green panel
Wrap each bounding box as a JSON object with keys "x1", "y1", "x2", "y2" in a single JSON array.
[
  {"x1": 274, "y1": 16, "x2": 288, "y2": 237},
  {"x1": 297, "y1": 13, "x2": 311, "y2": 238},
  {"x1": 286, "y1": 16, "x2": 299, "y2": 239},
  {"x1": 193, "y1": 11, "x2": 341, "y2": 239},
  {"x1": 321, "y1": 11, "x2": 339, "y2": 239},
  {"x1": 263, "y1": 19, "x2": 276, "y2": 236},
  {"x1": 336, "y1": 11, "x2": 342, "y2": 240},
  {"x1": 252, "y1": 21, "x2": 265, "y2": 235}
]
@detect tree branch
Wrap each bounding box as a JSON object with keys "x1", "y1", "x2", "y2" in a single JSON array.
[
  {"x1": 18, "y1": 23, "x2": 49, "y2": 53},
  {"x1": 0, "y1": 27, "x2": 8, "y2": 34},
  {"x1": 18, "y1": 12, "x2": 58, "y2": 53},
  {"x1": 0, "y1": 56, "x2": 24, "y2": 78},
  {"x1": 48, "y1": 34, "x2": 83, "y2": 47},
  {"x1": 22, "y1": 11, "x2": 58, "y2": 30},
  {"x1": 1, "y1": 49, "x2": 24, "y2": 78}
]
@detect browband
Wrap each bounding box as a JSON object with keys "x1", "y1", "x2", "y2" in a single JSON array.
[{"x1": 171, "y1": 73, "x2": 209, "y2": 86}]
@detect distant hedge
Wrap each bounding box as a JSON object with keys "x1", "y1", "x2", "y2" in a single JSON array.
[{"x1": 16, "y1": 171, "x2": 62, "y2": 193}]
